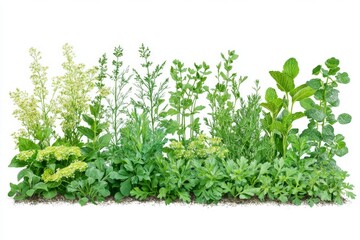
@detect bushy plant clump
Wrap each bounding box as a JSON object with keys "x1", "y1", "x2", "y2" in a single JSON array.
[{"x1": 8, "y1": 44, "x2": 355, "y2": 206}]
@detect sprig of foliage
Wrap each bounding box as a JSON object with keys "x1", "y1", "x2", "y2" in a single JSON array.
[
  {"x1": 166, "y1": 60, "x2": 211, "y2": 141},
  {"x1": 133, "y1": 44, "x2": 168, "y2": 133},
  {"x1": 78, "y1": 54, "x2": 112, "y2": 159},
  {"x1": 300, "y1": 57, "x2": 351, "y2": 165},
  {"x1": 106, "y1": 46, "x2": 132, "y2": 147},
  {"x1": 261, "y1": 58, "x2": 315, "y2": 158},
  {"x1": 55, "y1": 44, "x2": 97, "y2": 145},
  {"x1": 9, "y1": 48, "x2": 58, "y2": 148}
]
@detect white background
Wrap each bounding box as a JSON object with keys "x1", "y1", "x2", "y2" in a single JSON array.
[{"x1": 1, "y1": 0, "x2": 359, "y2": 239}]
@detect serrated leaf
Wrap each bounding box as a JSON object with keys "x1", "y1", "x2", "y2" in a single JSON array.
[
  {"x1": 269, "y1": 71, "x2": 295, "y2": 93},
  {"x1": 178, "y1": 191, "x2": 191, "y2": 203},
  {"x1": 283, "y1": 58, "x2": 299, "y2": 79},
  {"x1": 337, "y1": 113, "x2": 352, "y2": 124}
]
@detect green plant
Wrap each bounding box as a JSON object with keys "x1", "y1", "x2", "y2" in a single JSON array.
[
  {"x1": 300, "y1": 57, "x2": 351, "y2": 165},
  {"x1": 9, "y1": 48, "x2": 58, "y2": 149},
  {"x1": 66, "y1": 158, "x2": 112, "y2": 205},
  {"x1": 133, "y1": 44, "x2": 168, "y2": 133},
  {"x1": 8, "y1": 46, "x2": 355, "y2": 206},
  {"x1": 166, "y1": 60, "x2": 211, "y2": 141},
  {"x1": 106, "y1": 46, "x2": 132, "y2": 147},
  {"x1": 56, "y1": 44, "x2": 97, "y2": 145},
  {"x1": 8, "y1": 143, "x2": 86, "y2": 200},
  {"x1": 77, "y1": 53, "x2": 112, "y2": 159},
  {"x1": 109, "y1": 110, "x2": 166, "y2": 201},
  {"x1": 205, "y1": 50, "x2": 246, "y2": 141},
  {"x1": 261, "y1": 58, "x2": 315, "y2": 158}
]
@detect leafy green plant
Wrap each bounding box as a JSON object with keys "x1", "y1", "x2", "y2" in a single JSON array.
[
  {"x1": 166, "y1": 60, "x2": 211, "y2": 141},
  {"x1": 8, "y1": 143, "x2": 86, "y2": 200},
  {"x1": 78, "y1": 53, "x2": 112, "y2": 159},
  {"x1": 109, "y1": 110, "x2": 166, "y2": 201},
  {"x1": 9, "y1": 48, "x2": 58, "y2": 149},
  {"x1": 300, "y1": 57, "x2": 351, "y2": 165},
  {"x1": 56, "y1": 44, "x2": 97, "y2": 145},
  {"x1": 8, "y1": 46, "x2": 355, "y2": 206},
  {"x1": 261, "y1": 58, "x2": 315, "y2": 158},
  {"x1": 66, "y1": 159, "x2": 112, "y2": 205},
  {"x1": 105, "y1": 46, "x2": 132, "y2": 147},
  {"x1": 133, "y1": 44, "x2": 168, "y2": 133}
]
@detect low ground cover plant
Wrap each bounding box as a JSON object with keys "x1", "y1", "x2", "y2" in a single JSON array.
[{"x1": 8, "y1": 44, "x2": 355, "y2": 206}]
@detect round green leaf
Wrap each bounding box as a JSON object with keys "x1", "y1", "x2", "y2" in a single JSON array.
[
  {"x1": 338, "y1": 113, "x2": 352, "y2": 124},
  {"x1": 325, "y1": 57, "x2": 340, "y2": 69},
  {"x1": 307, "y1": 79, "x2": 322, "y2": 90},
  {"x1": 336, "y1": 72, "x2": 350, "y2": 84}
]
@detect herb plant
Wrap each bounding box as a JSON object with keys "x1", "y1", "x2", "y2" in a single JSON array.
[{"x1": 7, "y1": 45, "x2": 355, "y2": 206}]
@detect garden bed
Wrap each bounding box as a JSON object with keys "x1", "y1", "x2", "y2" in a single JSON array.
[{"x1": 8, "y1": 44, "x2": 355, "y2": 206}]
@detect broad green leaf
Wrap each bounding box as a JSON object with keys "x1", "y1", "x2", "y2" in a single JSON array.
[
  {"x1": 306, "y1": 79, "x2": 322, "y2": 90},
  {"x1": 283, "y1": 58, "x2": 299, "y2": 79},
  {"x1": 9, "y1": 156, "x2": 28, "y2": 168},
  {"x1": 77, "y1": 126, "x2": 94, "y2": 139},
  {"x1": 43, "y1": 190, "x2": 57, "y2": 199},
  {"x1": 336, "y1": 146, "x2": 348, "y2": 157},
  {"x1": 82, "y1": 114, "x2": 94, "y2": 126},
  {"x1": 325, "y1": 57, "x2": 340, "y2": 69},
  {"x1": 291, "y1": 112, "x2": 305, "y2": 121},
  {"x1": 300, "y1": 129, "x2": 322, "y2": 142},
  {"x1": 98, "y1": 133, "x2": 112, "y2": 148},
  {"x1": 305, "y1": 109, "x2": 326, "y2": 122},
  {"x1": 109, "y1": 171, "x2": 122, "y2": 180},
  {"x1": 271, "y1": 121, "x2": 286, "y2": 135},
  {"x1": 338, "y1": 113, "x2": 352, "y2": 124},
  {"x1": 86, "y1": 168, "x2": 104, "y2": 181},
  {"x1": 325, "y1": 89, "x2": 339, "y2": 106},
  {"x1": 26, "y1": 189, "x2": 35, "y2": 197},
  {"x1": 79, "y1": 197, "x2": 89, "y2": 206},
  {"x1": 291, "y1": 84, "x2": 316, "y2": 102},
  {"x1": 120, "y1": 178, "x2": 132, "y2": 196},
  {"x1": 114, "y1": 192, "x2": 124, "y2": 202},
  {"x1": 265, "y1": 87, "x2": 278, "y2": 102},
  {"x1": 18, "y1": 138, "x2": 40, "y2": 151},
  {"x1": 300, "y1": 98, "x2": 316, "y2": 110},
  {"x1": 166, "y1": 108, "x2": 178, "y2": 116},
  {"x1": 269, "y1": 71, "x2": 295, "y2": 93},
  {"x1": 33, "y1": 182, "x2": 48, "y2": 191},
  {"x1": 322, "y1": 125, "x2": 335, "y2": 142},
  {"x1": 336, "y1": 72, "x2": 350, "y2": 84},
  {"x1": 312, "y1": 65, "x2": 322, "y2": 75},
  {"x1": 328, "y1": 67, "x2": 340, "y2": 75}
]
